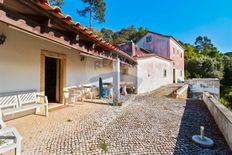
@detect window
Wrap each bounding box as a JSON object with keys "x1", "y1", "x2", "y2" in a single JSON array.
[
  {"x1": 146, "y1": 35, "x2": 152, "y2": 43},
  {"x1": 173, "y1": 48, "x2": 175, "y2": 54},
  {"x1": 180, "y1": 70, "x2": 182, "y2": 76},
  {"x1": 163, "y1": 69, "x2": 167, "y2": 77},
  {"x1": 180, "y1": 53, "x2": 183, "y2": 58}
]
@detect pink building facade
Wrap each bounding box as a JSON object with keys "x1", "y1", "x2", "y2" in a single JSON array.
[{"x1": 136, "y1": 32, "x2": 185, "y2": 82}]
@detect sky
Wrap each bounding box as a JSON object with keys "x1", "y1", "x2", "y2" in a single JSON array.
[{"x1": 61, "y1": 0, "x2": 232, "y2": 53}]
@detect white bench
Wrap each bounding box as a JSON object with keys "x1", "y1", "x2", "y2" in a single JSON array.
[
  {"x1": 0, "y1": 109, "x2": 22, "y2": 155},
  {"x1": 0, "y1": 90, "x2": 48, "y2": 118}
]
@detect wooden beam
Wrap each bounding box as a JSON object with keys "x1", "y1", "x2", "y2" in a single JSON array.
[
  {"x1": 20, "y1": 13, "x2": 48, "y2": 23},
  {"x1": 17, "y1": 0, "x2": 77, "y2": 33},
  {"x1": 0, "y1": 2, "x2": 133, "y2": 64},
  {"x1": 0, "y1": 9, "x2": 86, "y2": 50},
  {"x1": 70, "y1": 34, "x2": 79, "y2": 45}
]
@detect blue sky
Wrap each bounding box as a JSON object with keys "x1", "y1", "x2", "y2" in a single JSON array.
[{"x1": 61, "y1": 0, "x2": 232, "y2": 53}]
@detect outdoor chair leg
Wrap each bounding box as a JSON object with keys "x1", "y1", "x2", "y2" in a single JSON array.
[
  {"x1": 15, "y1": 141, "x2": 21, "y2": 155},
  {"x1": 45, "y1": 105, "x2": 48, "y2": 117},
  {"x1": 45, "y1": 96, "x2": 49, "y2": 117}
]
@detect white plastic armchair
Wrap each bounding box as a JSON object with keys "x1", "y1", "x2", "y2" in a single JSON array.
[{"x1": 0, "y1": 109, "x2": 22, "y2": 155}]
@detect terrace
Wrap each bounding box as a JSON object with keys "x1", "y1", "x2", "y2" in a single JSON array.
[{"x1": 5, "y1": 85, "x2": 231, "y2": 154}]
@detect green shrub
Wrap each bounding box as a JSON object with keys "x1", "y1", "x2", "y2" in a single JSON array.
[
  {"x1": 220, "y1": 82, "x2": 232, "y2": 110},
  {"x1": 225, "y1": 92, "x2": 232, "y2": 103}
]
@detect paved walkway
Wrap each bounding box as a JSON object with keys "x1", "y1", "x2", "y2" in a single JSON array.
[{"x1": 6, "y1": 85, "x2": 231, "y2": 155}]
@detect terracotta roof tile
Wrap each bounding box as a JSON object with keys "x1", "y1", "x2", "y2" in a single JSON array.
[
  {"x1": 134, "y1": 48, "x2": 172, "y2": 61},
  {"x1": 31, "y1": 0, "x2": 135, "y2": 62},
  {"x1": 52, "y1": 6, "x2": 61, "y2": 13}
]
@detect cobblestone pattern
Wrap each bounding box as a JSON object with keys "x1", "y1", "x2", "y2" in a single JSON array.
[{"x1": 6, "y1": 85, "x2": 231, "y2": 155}]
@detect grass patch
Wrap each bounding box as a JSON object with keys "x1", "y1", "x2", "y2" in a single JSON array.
[
  {"x1": 0, "y1": 140, "x2": 5, "y2": 146},
  {"x1": 98, "y1": 139, "x2": 108, "y2": 152}
]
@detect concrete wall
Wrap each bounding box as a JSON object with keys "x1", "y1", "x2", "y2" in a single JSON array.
[
  {"x1": 188, "y1": 78, "x2": 220, "y2": 99},
  {"x1": 203, "y1": 92, "x2": 232, "y2": 150},
  {"x1": 0, "y1": 22, "x2": 113, "y2": 93},
  {"x1": 176, "y1": 84, "x2": 188, "y2": 99},
  {"x1": 136, "y1": 57, "x2": 173, "y2": 94}
]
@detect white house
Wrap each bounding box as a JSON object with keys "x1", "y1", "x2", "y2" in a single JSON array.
[
  {"x1": 0, "y1": 0, "x2": 135, "y2": 106},
  {"x1": 136, "y1": 31, "x2": 185, "y2": 83},
  {"x1": 119, "y1": 42, "x2": 173, "y2": 94}
]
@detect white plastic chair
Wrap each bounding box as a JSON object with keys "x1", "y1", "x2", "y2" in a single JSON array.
[{"x1": 0, "y1": 109, "x2": 22, "y2": 155}]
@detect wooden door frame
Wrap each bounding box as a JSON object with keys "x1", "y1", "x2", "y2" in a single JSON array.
[{"x1": 40, "y1": 50, "x2": 66, "y2": 104}]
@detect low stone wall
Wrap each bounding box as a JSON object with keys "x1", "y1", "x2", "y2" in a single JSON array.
[
  {"x1": 176, "y1": 84, "x2": 188, "y2": 99},
  {"x1": 188, "y1": 78, "x2": 220, "y2": 99},
  {"x1": 203, "y1": 92, "x2": 232, "y2": 150}
]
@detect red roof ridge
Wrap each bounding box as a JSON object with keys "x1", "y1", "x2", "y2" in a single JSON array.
[{"x1": 133, "y1": 48, "x2": 172, "y2": 61}]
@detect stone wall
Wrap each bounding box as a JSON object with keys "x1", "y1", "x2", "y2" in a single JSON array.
[
  {"x1": 188, "y1": 78, "x2": 220, "y2": 99},
  {"x1": 203, "y1": 92, "x2": 232, "y2": 150},
  {"x1": 176, "y1": 84, "x2": 188, "y2": 99}
]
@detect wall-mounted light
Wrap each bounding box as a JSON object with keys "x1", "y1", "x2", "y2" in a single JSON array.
[
  {"x1": 0, "y1": 33, "x2": 6, "y2": 45},
  {"x1": 80, "y1": 56, "x2": 85, "y2": 61}
]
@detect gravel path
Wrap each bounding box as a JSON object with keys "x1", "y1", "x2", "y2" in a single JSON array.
[{"x1": 6, "y1": 85, "x2": 231, "y2": 155}]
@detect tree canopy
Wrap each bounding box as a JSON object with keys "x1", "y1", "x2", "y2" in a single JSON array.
[
  {"x1": 77, "y1": 0, "x2": 106, "y2": 28},
  {"x1": 95, "y1": 26, "x2": 148, "y2": 44},
  {"x1": 194, "y1": 36, "x2": 221, "y2": 58},
  {"x1": 184, "y1": 35, "x2": 228, "y2": 80},
  {"x1": 49, "y1": 0, "x2": 64, "y2": 7}
]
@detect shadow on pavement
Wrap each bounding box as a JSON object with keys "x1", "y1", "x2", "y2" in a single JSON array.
[{"x1": 174, "y1": 99, "x2": 231, "y2": 155}]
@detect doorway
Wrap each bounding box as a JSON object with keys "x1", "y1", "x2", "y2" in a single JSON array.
[
  {"x1": 40, "y1": 50, "x2": 66, "y2": 105},
  {"x1": 45, "y1": 57, "x2": 61, "y2": 103},
  {"x1": 173, "y1": 68, "x2": 176, "y2": 83}
]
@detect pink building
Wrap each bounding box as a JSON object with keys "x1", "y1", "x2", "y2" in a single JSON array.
[{"x1": 136, "y1": 32, "x2": 185, "y2": 82}]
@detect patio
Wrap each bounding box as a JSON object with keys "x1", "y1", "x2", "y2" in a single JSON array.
[{"x1": 6, "y1": 85, "x2": 231, "y2": 154}]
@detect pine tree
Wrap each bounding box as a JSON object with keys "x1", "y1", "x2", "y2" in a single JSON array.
[
  {"x1": 49, "y1": 0, "x2": 64, "y2": 7},
  {"x1": 77, "y1": 0, "x2": 106, "y2": 29}
]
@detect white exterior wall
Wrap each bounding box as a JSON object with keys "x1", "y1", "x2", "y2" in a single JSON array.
[
  {"x1": 136, "y1": 57, "x2": 173, "y2": 94},
  {"x1": 120, "y1": 64, "x2": 137, "y2": 87},
  {"x1": 173, "y1": 68, "x2": 184, "y2": 83},
  {"x1": 0, "y1": 22, "x2": 113, "y2": 93},
  {"x1": 136, "y1": 32, "x2": 185, "y2": 83}
]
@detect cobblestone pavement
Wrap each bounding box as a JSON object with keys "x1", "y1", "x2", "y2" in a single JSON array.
[{"x1": 6, "y1": 85, "x2": 231, "y2": 155}]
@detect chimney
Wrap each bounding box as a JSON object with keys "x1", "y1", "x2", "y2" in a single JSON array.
[{"x1": 131, "y1": 40, "x2": 136, "y2": 56}]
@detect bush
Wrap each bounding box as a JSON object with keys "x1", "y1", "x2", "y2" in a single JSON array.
[
  {"x1": 220, "y1": 81, "x2": 232, "y2": 110},
  {"x1": 225, "y1": 91, "x2": 232, "y2": 103},
  {"x1": 185, "y1": 56, "x2": 224, "y2": 79},
  {"x1": 222, "y1": 56, "x2": 232, "y2": 80}
]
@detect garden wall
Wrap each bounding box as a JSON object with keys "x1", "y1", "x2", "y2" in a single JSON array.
[{"x1": 203, "y1": 92, "x2": 232, "y2": 150}]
